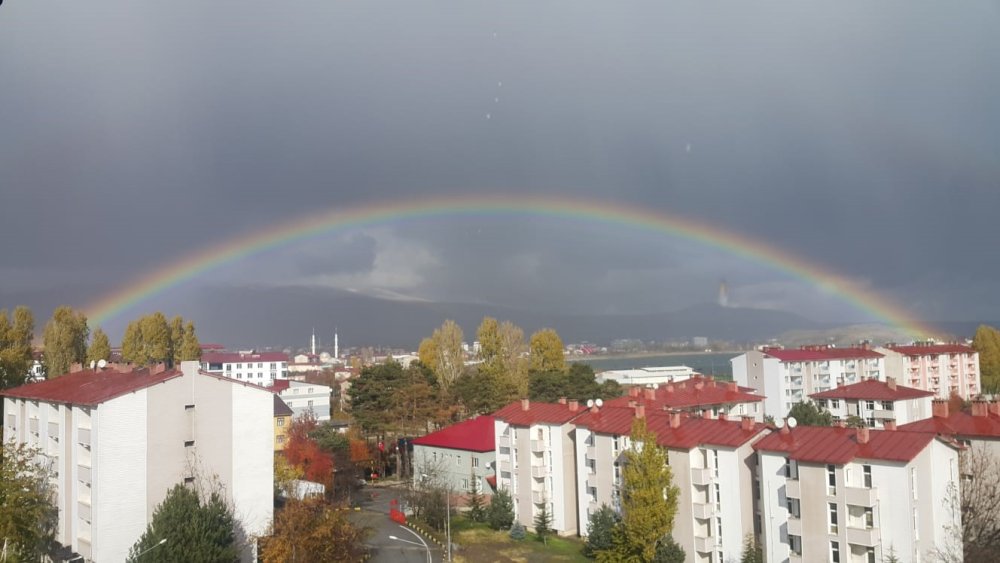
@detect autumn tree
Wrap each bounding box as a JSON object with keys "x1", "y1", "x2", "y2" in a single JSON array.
[
  {"x1": 0, "y1": 440, "x2": 59, "y2": 560},
  {"x1": 597, "y1": 417, "x2": 679, "y2": 563},
  {"x1": 87, "y1": 327, "x2": 112, "y2": 364},
  {"x1": 529, "y1": 328, "x2": 565, "y2": 373},
  {"x1": 42, "y1": 306, "x2": 88, "y2": 377},
  {"x1": 128, "y1": 483, "x2": 239, "y2": 563},
  {"x1": 141, "y1": 312, "x2": 171, "y2": 364},
  {"x1": 420, "y1": 319, "x2": 465, "y2": 392},
  {"x1": 283, "y1": 414, "x2": 333, "y2": 484},
  {"x1": 787, "y1": 401, "x2": 833, "y2": 426},
  {"x1": 179, "y1": 321, "x2": 202, "y2": 362},
  {"x1": 477, "y1": 317, "x2": 529, "y2": 397},
  {"x1": 973, "y1": 324, "x2": 1000, "y2": 393},
  {"x1": 169, "y1": 316, "x2": 185, "y2": 365},
  {"x1": 121, "y1": 312, "x2": 194, "y2": 366},
  {"x1": 0, "y1": 306, "x2": 35, "y2": 389},
  {"x1": 261, "y1": 498, "x2": 368, "y2": 563},
  {"x1": 957, "y1": 445, "x2": 1000, "y2": 561}
]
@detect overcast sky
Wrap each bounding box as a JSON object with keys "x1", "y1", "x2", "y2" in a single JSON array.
[{"x1": 1, "y1": 1, "x2": 998, "y2": 341}]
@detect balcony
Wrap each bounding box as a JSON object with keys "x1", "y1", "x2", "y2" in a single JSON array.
[
  {"x1": 530, "y1": 440, "x2": 546, "y2": 453},
  {"x1": 78, "y1": 427, "x2": 91, "y2": 447},
  {"x1": 787, "y1": 516, "x2": 802, "y2": 536},
  {"x1": 785, "y1": 480, "x2": 800, "y2": 499},
  {"x1": 531, "y1": 465, "x2": 550, "y2": 479},
  {"x1": 78, "y1": 538, "x2": 92, "y2": 559},
  {"x1": 847, "y1": 526, "x2": 879, "y2": 546},
  {"x1": 692, "y1": 502, "x2": 714, "y2": 519},
  {"x1": 498, "y1": 435, "x2": 511, "y2": 448},
  {"x1": 873, "y1": 409, "x2": 895, "y2": 420},
  {"x1": 788, "y1": 554, "x2": 802, "y2": 563},
  {"x1": 693, "y1": 535, "x2": 714, "y2": 553},
  {"x1": 691, "y1": 467, "x2": 712, "y2": 486},
  {"x1": 499, "y1": 460, "x2": 511, "y2": 473},
  {"x1": 846, "y1": 487, "x2": 876, "y2": 507},
  {"x1": 47, "y1": 421, "x2": 59, "y2": 438},
  {"x1": 531, "y1": 490, "x2": 549, "y2": 504},
  {"x1": 78, "y1": 464, "x2": 91, "y2": 484},
  {"x1": 586, "y1": 474, "x2": 599, "y2": 489},
  {"x1": 78, "y1": 501, "x2": 92, "y2": 522}
]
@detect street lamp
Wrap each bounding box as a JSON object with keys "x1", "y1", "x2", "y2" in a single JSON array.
[
  {"x1": 128, "y1": 538, "x2": 167, "y2": 562},
  {"x1": 390, "y1": 524, "x2": 431, "y2": 563}
]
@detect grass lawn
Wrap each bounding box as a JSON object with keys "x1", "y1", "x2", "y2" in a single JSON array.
[{"x1": 448, "y1": 518, "x2": 590, "y2": 563}]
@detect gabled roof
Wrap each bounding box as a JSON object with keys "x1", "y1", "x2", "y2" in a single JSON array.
[
  {"x1": 762, "y1": 346, "x2": 883, "y2": 362},
  {"x1": 809, "y1": 379, "x2": 934, "y2": 401},
  {"x1": 573, "y1": 407, "x2": 767, "y2": 449},
  {"x1": 885, "y1": 344, "x2": 976, "y2": 356},
  {"x1": 492, "y1": 400, "x2": 583, "y2": 426},
  {"x1": 753, "y1": 426, "x2": 939, "y2": 464},
  {"x1": 202, "y1": 351, "x2": 288, "y2": 364},
  {"x1": 604, "y1": 376, "x2": 764, "y2": 410},
  {"x1": 412, "y1": 416, "x2": 495, "y2": 452},
  {"x1": 1, "y1": 367, "x2": 182, "y2": 407},
  {"x1": 899, "y1": 409, "x2": 1000, "y2": 439},
  {"x1": 274, "y1": 395, "x2": 294, "y2": 417},
  {"x1": 269, "y1": 380, "x2": 292, "y2": 393}
]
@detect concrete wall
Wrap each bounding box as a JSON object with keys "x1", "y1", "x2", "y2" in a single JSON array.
[
  {"x1": 412, "y1": 444, "x2": 495, "y2": 496},
  {"x1": 229, "y1": 380, "x2": 275, "y2": 539}
]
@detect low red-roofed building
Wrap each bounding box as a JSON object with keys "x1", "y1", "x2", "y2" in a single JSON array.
[
  {"x1": 412, "y1": 415, "x2": 495, "y2": 497},
  {"x1": 733, "y1": 345, "x2": 887, "y2": 420},
  {"x1": 604, "y1": 375, "x2": 766, "y2": 422},
  {"x1": 573, "y1": 405, "x2": 768, "y2": 560},
  {"x1": 809, "y1": 377, "x2": 935, "y2": 428},
  {"x1": 753, "y1": 424, "x2": 960, "y2": 563},
  {"x1": 493, "y1": 399, "x2": 586, "y2": 535},
  {"x1": 877, "y1": 342, "x2": 981, "y2": 399},
  {"x1": 899, "y1": 398, "x2": 1000, "y2": 457},
  {"x1": 2, "y1": 361, "x2": 274, "y2": 563}
]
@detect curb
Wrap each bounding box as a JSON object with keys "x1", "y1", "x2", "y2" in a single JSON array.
[{"x1": 406, "y1": 522, "x2": 447, "y2": 550}]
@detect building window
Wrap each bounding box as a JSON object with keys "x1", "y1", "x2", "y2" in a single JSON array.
[
  {"x1": 913, "y1": 508, "x2": 919, "y2": 540},
  {"x1": 864, "y1": 507, "x2": 874, "y2": 529},
  {"x1": 911, "y1": 468, "x2": 918, "y2": 499},
  {"x1": 184, "y1": 440, "x2": 195, "y2": 447},
  {"x1": 788, "y1": 534, "x2": 801, "y2": 555},
  {"x1": 277, "y1": 417, "x2": 285, "y2": 427},
  {"x1": 863, "y1": 464, "x2": 872, "y2": 488},
  {"x1": 258, "y1": 363, "x2": 263, "y2": 368},
  {"x1": 184, "y1": 476, "x2": 196, "y2": 485},
  {"x1": 831, "y1": 541, "x2": 840, "y2": 563},
  {"x1": 307, "y1": 400, "x2": 313, "y2": 407},
  {"x1": 237, "y1": 363, "x2": 242, "y2": 369},
  {"x1": 827, "y1": 465, "x2": 837, "y2": 494},
  {"x1": 882, "y1": 401, "x2": 894, "y2": 411},
  {"x1": 828, "y1": 503, "x2": 838, "y2": 534},
  {"x1": 866, "y1": 547, "x2": 876, "y2": 563},
  {"x1": 473, "y1": 457, "x2": 480, "y2": 468},
  {"x1": 831, "y1": 400, "x2": 840, "y2": 409},
  {"x1": 787, "y1": 498, "x2": 800, "y2": 518},
  {"x1": 462, "y1": 478, "x2": 469, "y2": 489},
  {"x1": 865, "y1": 400, "x2": 875, "y2": 411},
  {"x1": 277, "y1": 435, "x2": 285, "y2": 444},
  {"x1": 271, "y1": 363, "x2": 276, "y2": 369}
]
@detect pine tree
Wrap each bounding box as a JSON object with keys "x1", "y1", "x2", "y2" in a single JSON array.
[
  {"x1": 533, "y1": 504, "x2": 552, "y2": 544},
  {"x1": 42, "y1": 306, "x2": 88, "y2": 377},
  {"x1": 466, "y1": 472, "x2": 486, "y2": 523},
  {"x1": 509, "y1": 521, "x2": 526, "y2": 541},
  {"x1": 740, "y1": 533, "x2": 763, "y2": 563},
  {"x1": 652, "y1": 536, "x2": 685, "y2": 563},
  {"x1": 87, "y1": 328, "x2": 112, "y2": 364},
  {"x1": 487, "y1": 488, "x2": 515, "y2": 531},
  {"x1": 128, "y1": 484, "x2": 239, "y2": 562},
  {"x1": 584, "y1": 504, "x2": 620, "y2": 558}
]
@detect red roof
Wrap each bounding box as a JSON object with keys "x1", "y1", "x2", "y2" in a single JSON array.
[
  {"x1": 1, "y1": 367, "x2": 182, "y2": 407},
  {"x1": 899, "y1": 409, "x2": 1000, "y2": 438},
  {"x1": 493, "y1": 400, "x2": 584, "y2": 426},
  {"x1": 763, "y1": 346, "x2": 883, "y2": 362},
  {"x1": 269, "y1": 380, "x2": 292, "y2": 393},
  {"x1": 753, "y1": 426, "x2": 939, "y2": 464},
  {"x1": 810, "y1": 379, "x2": 933, "y2": 401},
  {"x1": 604, "y1": 376, "x2": 764, "y2": 410},
  {"x1": 202, "y1": 351, "x2": 288, "y2": 364},
  {"x1": 886, "y1": 344, "x2": 976, "y2": 356},
  {"x1": 573, "y1": 407, "x2": 767, "y2": 449},
  {"x1": 412, "y1": 416, "x2": 495, "y2": 452}
]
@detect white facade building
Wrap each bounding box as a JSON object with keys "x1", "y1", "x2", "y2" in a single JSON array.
[
  {"x1": 877, "y1": 343, "x2": 981, "y2": 400},
  {"x1": 412, "y1": 415, "x2": 496, "y2": 496},
  {"x1": 201, "y1": 351, "x2": 289, "y2": 387},
  {"x1": 755, "y1": 425, "x2": 960, "y2": 563},
  {"x1": 809, "y1": 378, "x2": 934, "y2": 428},
  {"x1": 596, "y1": 366, "x2": 695, "y2": 386},
  {"x1": 1, "y1": 361, "x2": 273, "y2": 563},
  {"x1": 270, "y1": 379, "x2": 332, "y2": 421},
  {"x1": 732, "y1": 346, "x2": 885, "y2": 420}
]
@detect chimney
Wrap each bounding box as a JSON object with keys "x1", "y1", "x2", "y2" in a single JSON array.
[
  {"x1": 644, "y1": 387, "x2": 656, "y2": 400},
  {"x1": 558, "y1": 397, "x2": 567, "y2": 405},
  {"x1": 629, "y1": 387, "x2": 640, "y2": 398},
  {"x1": 665, "y1": 383, "x2": 675, "y2": 393},
  {"x1": 835, "y1": 419, "x2": 847, "y2": 428},
  {"x1": 883, "y1": 420, "x2": 896, "y2": 431},
  {"x1": 971, "y1": 400, "x2": 989, "y2": 418},
  {"x1": 989, "y1": 400, "x2": 1000, "y2": 417},
  {"x1": 590, "y1": 404, "x2": 599, "y2": 414},
  {"x1": 521, "y1": 399, "x2": 530, "y2": 411},
  {"x1": 702, "y1": 410, "x2": 712, "y2": 419},
  {"x1": 932, "y1": 399, "x2": 949, "y2": 418},
  {"x1": 670, "y1": 411, "x2": 681, "y2": 429},
  {"x1": 151, "y1": 363, "x2": 167, "y2": 375},
  {"x1": 857, "y1": 426, "x2": 870, "y2": 444},
  {"x1": 780, "y1": 421, "x2": 790, "y2": 435},
  {"x1": 887, "y1": 377, "x2": 897, "y2": 390},
  {"x1": 568, "y1": 399, "x2": 579, "y2": 412},
  {"x1": 727, "y1": 381, "x2": 738, "y2": 392},
  {"x1": 741, "y1": 416, "x2": 754, "y2": 431},
  {"x1": 635, "y1": 404, "x2": 645, "y2": 419},
  {"x1": 628, "y1": 400, "x2": 637, "y2": 408},
  {"x1": 679, "y1": 381, "x2": 687, "y2": 389},
  {"x1": 718, "y1": 412, "x2": 728, "y2": 421},
  {"x1": 695, "y1": 381, "x2": 704, "y2": 391},
  {"x1": 708, "y1": 378, "x2": 716, "y2": 388}
]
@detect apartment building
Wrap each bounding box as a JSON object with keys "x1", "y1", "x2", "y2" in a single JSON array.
[
  {"x1": 810, "y1": 378, "x2": 934, "y2": 428},
  {"x1": 732, "y1": 346, "x2": 885, "y2": 419},
  {"x1": 755, "y1": 425, "x2": 960, "y2": 563},
  {"x1": 269, "y1": 379, "x2": 332, "y2": 421},
  {"x1": 900, "y1": 398, "x2": 1000, "y2": 457},
  {"x1": 573, "y1": 405, "x2": 768, "y2": 562},
  {"x1": 201, "y1": 350, "x2": 289, "y2": 386},
  {"x1": 877, "y1": 343, "x2": 980, "y2": 400},
  {"x1": 605, "y1": 375, "x2": 767, "y2": 421},
  {"x1": 1, "y1": 361, "x2": 274, "y2": 563},
  {"x1": 274, "y1": 395, "x2": 293, "y2": 451},
  {"x1": 412, "y1": 415, "x2": 495, "y2": 497},
  {"x1": 493, "y1": 399, "x2": 583, "y2": 535}
]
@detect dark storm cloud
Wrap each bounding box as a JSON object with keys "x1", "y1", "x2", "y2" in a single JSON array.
[{"x1": 1, "y1": 0, "x2": 999, "y2": 337}]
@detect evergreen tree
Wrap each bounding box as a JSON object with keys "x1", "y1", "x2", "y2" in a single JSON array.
[
  {"x1": 597, "y1": 417, "x2": 679, "y2": 563},
  {"x1": 787, "y1": 401, "x2": 833, "y2": 426},
  {"x1": 529, "y1": 328, "x2": 565, "y2": 373},
  {"x1": 487, "y1": 488, "x2": 515, "y2": 531},
  {"x1": 740, "y1": 533, "x2": 763, "y2": 563},
  {"x1": 179, "y1": 321, "x2": 202, "y2": 362},
  {"x1": 0, "y1": 306, "x2": 35, "y2": 389},
  {"x1": 466, "y1": 473, "x2": 486, "y2": 523},
  {"x1": 509, "y1": 521, "x2": 526, "y2": 541},
  {"x1": 973, "y1": 325, "x2": 1000, "y2": 393},
  {"x1": 533, "y1": 504, "x2": 552, "y2": 544},
  {"x1": 128, "y1": 484, "x2": 239, "y2": 563},
  {"x1": 87, "y1": 327, "x2": 112, "y2": 364},
  {"x1": 652, "y1": 536, "x2": 685, "y2": 563},
  {"x1": 42, "y1": 306, "x2": 88, "y2": 377},
  {"x1": 584, "y1": 504, "x2": 620, "y2": 558}
]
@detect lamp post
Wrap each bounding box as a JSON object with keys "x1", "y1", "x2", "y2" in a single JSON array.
[
  {"x1": 390, "y1": 524, "x2": 431, "y2": 563},
  {"x1": 128, "y1": 538, "x2": 167, "y2": 562}
]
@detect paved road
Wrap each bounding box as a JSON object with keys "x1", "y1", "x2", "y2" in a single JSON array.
[{"x1": 350, "y1": 483, "x2": 443, "y2": 563}]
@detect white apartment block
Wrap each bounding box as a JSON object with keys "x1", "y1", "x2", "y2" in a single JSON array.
[
  {"x1": 494, "y1": 399, "x2": 582, "y2": 536},
  {"x1": 411, "y1": 415, "x2": 496, "y2": 496},
  {"x1": 733, "y1": 346, "x2": 885, "y2": 420},
  {"x1": 877, "y1": 343, "x2": 981, "y2": 400},
  {"x1": 2, "y1": 361, "x2": 274, "y2": 563},
  {"x1": 201, "y1": 351, "x2": 289, "y2": 387},
  {"x1": 573, "y1": 405, "x2": 768, "y2": 563},
  {"x1": 901, "y1": 398, "x2": 1000, "y2": 458},
  {"x1": 755, "y1": 425, "x2": 960, "y2": 563},
  {"x1": 810, "y1": 378, "x2": 934, "y2": 429},
  {"x1": 270, "y1": 379, "x2": 332, "y2": 421}
]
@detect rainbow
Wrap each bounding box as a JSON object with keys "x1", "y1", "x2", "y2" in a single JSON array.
[{"x1": 84, "y1": 194, "x2": 936, "y2": 338}]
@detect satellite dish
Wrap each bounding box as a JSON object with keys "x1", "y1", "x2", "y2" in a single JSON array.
[
  {"x1": 787, "y1": 417, "x2": 798, "y2": 428},
  {"x1": 89, "y1": 361, "x2": 96, "y2": 370},
  {"x1": 97, "y1": 359, "x2": 108, "y2": 369},
  {"x1": 586, "y1": 399, "x2": 595, "y2": 408},
  {"x1": 777, "y1": 419, "x2": 785, "y2": 429},
  {"x1": 595, "y1": 398, "x2": 603, "y2": 408}
]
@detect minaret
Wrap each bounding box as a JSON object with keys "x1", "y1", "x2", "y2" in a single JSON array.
[
  {"x1": 718, "y1": 280, "x2": 729, "y2": 307},
  {"x1": 311, "y1": 328, "x2": 316, "y2": 356},
  {"x1": 334, "y1": 329, "x2": 339, "y2": 360}
]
